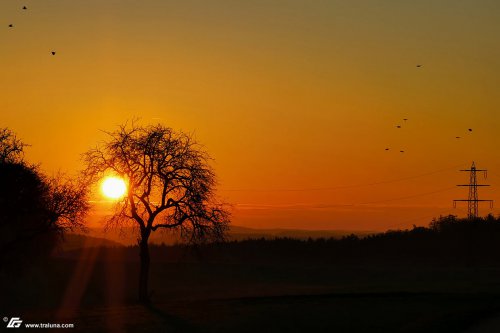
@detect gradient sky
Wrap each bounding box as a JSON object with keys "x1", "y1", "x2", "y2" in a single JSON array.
[{"x1": 1, "y1": 0, "x2": 500, "y2": 231}]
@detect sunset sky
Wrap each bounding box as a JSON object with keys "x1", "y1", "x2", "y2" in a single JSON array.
[{"x1": 1, "y1": 1, "x2": 500, "y2": 231}]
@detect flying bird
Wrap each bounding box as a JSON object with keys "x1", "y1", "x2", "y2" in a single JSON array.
[
  {"x1": 403, "y1": 118, "x2": 408, "y2": 122},
  {"x1": 385, "y1": 148, "x2": 390, "y2": 151},
  {"x1": 51, "y1": 51, "x2": 56, "y2": 55},
  {"x1": 396, "y1": 125, "x2": 401, "y2": 129},
  {"x1": 416, "y1": 64, "x2": 422, "y2": 68},
  {"x1": 400, "y1": 150, "x2": 405, "y2": 153},
  {"x1": 456, "y1": 136, "x2": 461, "y2": 139},
  {"x1": 22, "y1": 6, "x2": 27, "y2": 10},
  {"x1": 8, "y1": 24, "x2": 13, "y2": 28},
  {"x1": 468, "y1": 128, "x2": 472, "y2": 132}
]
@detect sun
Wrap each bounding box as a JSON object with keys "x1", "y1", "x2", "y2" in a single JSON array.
[{"x1": 101, "y1": 176, "x2": 127, "y2": 199}]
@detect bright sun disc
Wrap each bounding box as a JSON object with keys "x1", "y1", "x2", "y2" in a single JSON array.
[{"x1": 101, "y1": 177, "x2": 127, "y2": 199}]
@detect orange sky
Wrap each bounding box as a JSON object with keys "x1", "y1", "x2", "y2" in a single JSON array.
[{"x1": 1, "y1": 1, "x2": 500, "y2": 231}]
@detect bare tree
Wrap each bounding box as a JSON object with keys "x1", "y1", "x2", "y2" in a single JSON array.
[
  {"x1": 44, "y1": 174, "x2": 90, "y2": 232},
  {"x1": 0, "y1": 129, "x2": 89, "y2": 260},
  {"x1": 83, "y1": 122, "x2": 230, "y2": 303},
  {"x1": 0, "y1": 127, "x2": 27, "y2": 163}
]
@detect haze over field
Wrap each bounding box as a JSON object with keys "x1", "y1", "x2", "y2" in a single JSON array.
[{"x1": 2, "y1": 1, "x2": 500, "y2": 231}]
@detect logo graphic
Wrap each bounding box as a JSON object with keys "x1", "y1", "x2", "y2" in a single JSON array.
[{"x1": 6, "y1": 317, "x2": 22, "y2": 328}]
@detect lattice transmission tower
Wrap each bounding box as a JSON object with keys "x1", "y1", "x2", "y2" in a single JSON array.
[{"x1": 453, "y1": 161, "x2": 493, "y2": 219}]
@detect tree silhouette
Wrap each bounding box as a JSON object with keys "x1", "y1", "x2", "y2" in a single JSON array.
[
  {"x1": 44, "y1": 173, "x2": 90, "y2": 232},
  {"x1": 0, "y1": 129, "x2": 89, "y2": 263},
  {"x1": 0, "y1": 127, "x2": 27, "y2": 163},
  {"x1": 83, "y1": 122, "x2": 230, "y2": 303}
]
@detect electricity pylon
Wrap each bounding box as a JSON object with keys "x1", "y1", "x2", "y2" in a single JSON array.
[{"x1": 453, "y1": 161, "x2": 493, "y2": 219}]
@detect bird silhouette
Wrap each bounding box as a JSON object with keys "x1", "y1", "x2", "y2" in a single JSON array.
[
  {"x1": 403, "y1": 118, "x2": 408, "y2": 122},
  {"x1": 8, "y1": 24, "x2": 13, "y2": 28},
  {"x1": 416, "y1": 64, "x2": 422, "y2": 68},
  {"x1": 51, "y1": 51, "x2": 56, "y2": 55},
  {"x1": 396, "y1": 125, "x2": 401, "y2": 129},
  {"x1": 22, "y1": 6, "x2": 27, "y2": 10},
  {"x1": 385, "y1": 148, "x2": 390, "y2": 151},
  {"x1": 468, "y1": 128, "x2": 472, "y2": 132},
  {"x1": 456, "y1": 136, "x2": 461, "y2": 139},
  {"x1": 400, "y1": 150, "x2": 405, "y2": 153}
]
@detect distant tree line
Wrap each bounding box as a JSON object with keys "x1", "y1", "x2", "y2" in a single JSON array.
[{"x1": 97, "y1": 214, "x2": 500, "y2": 266}]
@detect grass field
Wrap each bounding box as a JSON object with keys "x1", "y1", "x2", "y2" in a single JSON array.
[{"x1": 3, "y1": 243, "x2": 500, "y2": 332}]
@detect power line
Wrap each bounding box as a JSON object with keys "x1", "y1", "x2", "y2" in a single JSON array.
[
  {"x1": 353, "y1": 186, "x2": 457, "y2": 206},
  {"x1": 220, "y1": 163, "x2": 466, "y2": 192},
  {"x1": 235, "y1": 186, "x2": 457, "y2": 209}
]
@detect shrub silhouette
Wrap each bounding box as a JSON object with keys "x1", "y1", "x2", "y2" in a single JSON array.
[{"x1": 0, "y1": 162, "x2": 57, "y2": 261}]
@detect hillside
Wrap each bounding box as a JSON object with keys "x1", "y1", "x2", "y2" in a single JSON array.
[{"x1": 70, "y1": 225, "x2": 375, "y2": 246}]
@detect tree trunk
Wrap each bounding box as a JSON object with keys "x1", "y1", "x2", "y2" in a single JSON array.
[{"x1": 138, "y1": 230, "x2": 151, "y2": 303}]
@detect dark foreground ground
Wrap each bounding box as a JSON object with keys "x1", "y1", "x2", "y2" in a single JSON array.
[{"x1": 3, "y1": 243, "x2": 500, "y2": 333}]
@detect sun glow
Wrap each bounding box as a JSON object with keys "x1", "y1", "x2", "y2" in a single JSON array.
[{"x1": 101, "y1": 177, "x2": 127, "y2": 199}]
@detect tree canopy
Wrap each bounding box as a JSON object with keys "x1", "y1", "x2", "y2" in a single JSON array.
[
  {"x1": 84, "y1": 123, "x2": 229, "y2": 242},
  {"x1": 0, "y1": 127, "x2": 26, "y2": 164}
]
